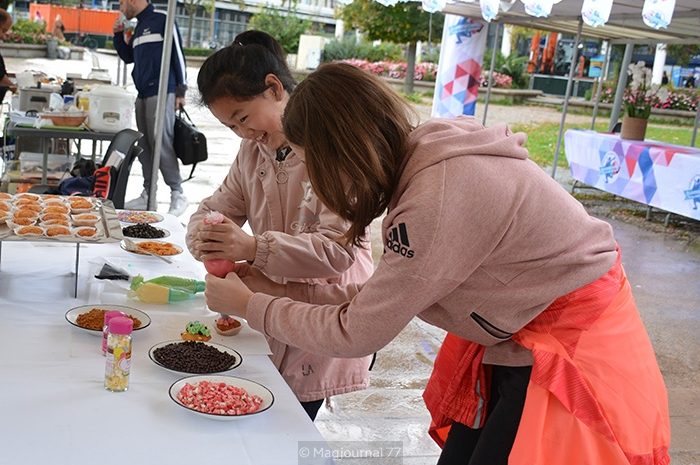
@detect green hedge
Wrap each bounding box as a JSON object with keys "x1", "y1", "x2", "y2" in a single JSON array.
[
  {"x1": 322, "y1": 36, "x2": 404, "y2": 63},
  {"x1": 183, "y1": 47, "x2": 214, "y2": 57},
  {"x1": 3, "y1": 18, "x2": 51, "y2": 45}
]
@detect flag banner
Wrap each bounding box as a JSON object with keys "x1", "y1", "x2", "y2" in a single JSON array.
[{"x1": 431, "y1": 15, "x2": 487, "y2": 118}]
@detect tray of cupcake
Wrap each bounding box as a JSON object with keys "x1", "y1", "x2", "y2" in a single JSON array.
[{"x1": 0, "y1": 192, "x2": 123, "y2": 243}]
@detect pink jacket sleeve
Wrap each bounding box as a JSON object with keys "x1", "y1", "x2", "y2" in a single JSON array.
[
  {"x1": 251, "y1": 212, "x2": 363, "y2": 280},
  {"x1": 286, "y1": 281, "x2": 363, "y2": 305},
  {"x1": 247, "y1": 262, "x2": 460, "y2": 358}
]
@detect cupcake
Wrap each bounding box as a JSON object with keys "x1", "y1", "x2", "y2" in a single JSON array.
[{"x1": 180, "y1": 321, "x2": 212, "y2": 342}]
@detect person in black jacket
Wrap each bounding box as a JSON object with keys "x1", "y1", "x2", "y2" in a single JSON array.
[{"x1": 113, "y1": 0, "x2": 188, "y2": 216}]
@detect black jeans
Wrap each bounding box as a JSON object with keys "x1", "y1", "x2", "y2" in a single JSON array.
[
  {"x1": 437, "y1": 365, "x2": 532, "y2": 465},
  {"x1": 301, "y1": 399, "x2": 324, "y2": 421}
]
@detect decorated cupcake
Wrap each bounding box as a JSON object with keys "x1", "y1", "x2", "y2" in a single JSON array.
[{"x1": 180, "y1": 321, "x2": 211, "y2": 342}]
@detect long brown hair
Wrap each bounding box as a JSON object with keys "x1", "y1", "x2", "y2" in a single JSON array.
[{"x1": 283, "y1": 63, "x2": 416, "y2": 246}]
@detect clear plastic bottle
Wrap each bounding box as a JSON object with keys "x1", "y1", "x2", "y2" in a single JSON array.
[
  {"x1": 104, "y1": 317, "x2": 133, "y2": 392},
  {"x1": 102, "y1": 310, "x2": 125, "y2": 355}
]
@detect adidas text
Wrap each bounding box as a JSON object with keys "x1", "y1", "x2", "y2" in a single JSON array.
[{"x1": 386, "y1": 240, "x2": 415, "y2": 258}]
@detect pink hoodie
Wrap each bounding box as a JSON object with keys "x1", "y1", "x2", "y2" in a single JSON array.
[
  {"x1": 186, "y1": 139, "x2": 374, "y2": 401},
  {"x1": 246, "y1": 117, "x2": 617, "y2": 366}
]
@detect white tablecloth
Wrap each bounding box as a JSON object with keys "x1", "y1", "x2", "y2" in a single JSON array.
[
  {"x1": 0, "y1": 214, "x2": 327, "y2": 465},
  {"x1": 565, "y1": 129, "x2": 700, "y2": 220}
]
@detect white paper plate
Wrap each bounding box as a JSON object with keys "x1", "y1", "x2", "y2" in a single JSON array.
[
  {"x1": 65, "y1": 304, "x2": 151, "y2": 335},
  {"x1": 149, "y1": 340, "x2": 242, "y2": 375},
  {"x1": 169, "y1": 375, "x2": 274, "y2": 421},
  {"x1": 117, "y1": 210, "x2": 164, "y2": 224},
  {"x1": 120, "y1": 240, "x2": 183, "y2": 256}
]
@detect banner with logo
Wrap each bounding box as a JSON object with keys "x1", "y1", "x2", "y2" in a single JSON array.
[
  {"x1": 431, "y1": 15, "x2": 487, "y2": 118},
  {"x1": 565, "y1": 129, "x2": 700, "y2": 221}
]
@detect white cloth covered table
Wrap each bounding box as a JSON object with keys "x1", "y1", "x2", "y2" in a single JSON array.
[
  {"x1": 565, "y1": 129, "x2": 700, "y2": 220},
  {"x1": 0, "y1": 214, "x2": 328, "y2": 465}
]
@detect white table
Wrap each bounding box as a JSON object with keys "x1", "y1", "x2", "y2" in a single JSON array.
[
  {"x1": 565, "y1": 129, "x2": 700, "y2": 221},
  {"x1": 0, "y1": 214, "x2": 328, "y2": 465}
]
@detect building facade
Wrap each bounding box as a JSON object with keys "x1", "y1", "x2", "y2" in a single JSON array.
[
  {"x1": 151, "y1": 0, "x2": 338, "y2": 49},
  {"x1": 14, "y1": 0, "x2": 338, "y2": 49}
]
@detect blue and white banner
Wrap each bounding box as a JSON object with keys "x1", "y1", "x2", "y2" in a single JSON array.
[
  {"x1": 565, "y1": 129, "x2": 700, "y2": 221},
  {"x1": 431, "y1": 15, "x2": 487, "y2": 118}
]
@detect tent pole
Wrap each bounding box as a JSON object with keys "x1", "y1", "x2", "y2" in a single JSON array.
[
  {"x1": 591, "y1": 39, "x2": 612, "y2": 130},
  {"x1": 551, "y1": 16, "x2": 582, "y2": 179},
  {"x1": 691, "y1": 105, "x2": 700, "y2": 147},
  {"x1": 148, "y1": 0, "x2": 177, "y2": 211},
  {"x1": 482, "y1": 22, "x2": 499, "y2": 126},
  {"x1": 608, "y1": 43, "x2": 634, "y2": 132}
]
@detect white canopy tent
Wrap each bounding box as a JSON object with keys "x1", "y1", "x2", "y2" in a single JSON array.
[
  {"x1": 445, "y1": 0, "x2": 700, "y2": 43},
  {"x1": 440, "y1": 0, "x2": 700, "y2": 178}
]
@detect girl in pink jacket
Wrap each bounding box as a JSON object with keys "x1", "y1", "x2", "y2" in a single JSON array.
[
  {"x1": 187, "y1": 34, "x2": 374, "y2": 420},
  {"x1": 204, "y1": 64, "x2": 670, "y2": 465}
]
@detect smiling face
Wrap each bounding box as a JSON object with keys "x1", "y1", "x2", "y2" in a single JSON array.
[{"x1": 208, "y1": 74, "x2": 288, "y2": 151}]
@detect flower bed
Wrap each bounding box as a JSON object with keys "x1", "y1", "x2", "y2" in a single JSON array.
[
  {"x1": 598, "y1": 82, "x2": 698, "y2": 113},
  {"x1": 480, "y1": 71, "x2": 512, "y2": 88},
  {"x1": 338, "y1": 59, "x2": 437, "y2": 82},
  {"x1": 2, "y1": 19, "x2": 53, "y2": 45},
  {"x1": 2, "y1": 31, "x2": 53, "y2": 45},
  {"x1": 338, "y1": 58, "x2": 527, "y2": 89}
]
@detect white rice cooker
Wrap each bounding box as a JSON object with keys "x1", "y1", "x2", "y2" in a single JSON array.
[{"x1": 84, "y1": 85, "x2": 134, "y2": 133}]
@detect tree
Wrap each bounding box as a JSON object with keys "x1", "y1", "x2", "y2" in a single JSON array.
[
  {"x1": 203, "y1": 0, "x2": 216, "y2": 47},
  {"x1": 182, "y1": 0, "x2": 203, "y2": 48},
  {"x1": 667, "y1": 44, "x2": 700, "y2": 67},
  {"x1": 248, "y1": 6, "x2": 311, "y2": 55},
  {"x1": 339, "y1": 0, "x2": 443, "y2": 93}
]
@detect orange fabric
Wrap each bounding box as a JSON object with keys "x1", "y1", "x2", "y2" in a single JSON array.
[
  {"x1": 541, "y1": 32, "x2": 558, "y2": 74},
  {"x1": 513, "y1": 262, "x2": 670, "y2": 465},
  {"x1": 423, "y1": 334, "x2": 488, "y2": 447},
  {"x1": 528, "y1": 32, "x2": 541, "y2": 74},
  {"x1": 29, "y1": 4, "x2": 119, "y2": 35},
  {"x1": 423, "y1": 253, "x2": 670, "y2": 465}
]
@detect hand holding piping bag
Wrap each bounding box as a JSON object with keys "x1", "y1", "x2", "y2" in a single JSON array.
[
  {"x1": 199, "y1": 211, "x2": 237, "y2": 276},
  {"x1": 198, "y1": 211, "x2": 256, "y2": 266}
]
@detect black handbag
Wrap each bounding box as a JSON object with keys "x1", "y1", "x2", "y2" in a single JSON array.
[{"x1": 174, "y1": 107, "x2": 208, "y2": 181}]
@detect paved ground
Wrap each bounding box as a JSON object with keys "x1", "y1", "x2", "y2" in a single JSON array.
[{"x1": 4, "y1": 51, "x2": 699, "y2": 464}]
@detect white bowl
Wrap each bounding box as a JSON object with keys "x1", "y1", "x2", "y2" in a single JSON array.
[
  {"x1": 117, "y1": 210, "x2": 164, "y2": 224},
  {"x1": 65, "y1": 304, "x2": 151, "y2": 335},
  {"x1": 149, "y1": 340, "x2": 242, "y2": 375},
  {"x1": 169, "y1": 375, "x2": 274, "y2": 421}
]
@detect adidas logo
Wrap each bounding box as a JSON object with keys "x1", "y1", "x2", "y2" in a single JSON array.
[{"x1": 385, "y1": 222, "x2": 415, "y2": 258}]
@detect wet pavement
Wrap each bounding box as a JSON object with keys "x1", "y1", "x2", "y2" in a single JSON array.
[{"x1": 4, "y1": 51, "x2": 699, "y2": 464}]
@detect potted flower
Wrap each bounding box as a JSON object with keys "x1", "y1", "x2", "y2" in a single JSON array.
[{"x1": 621, "y1": 61, "x2": 669, "y2": 141}]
